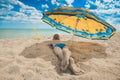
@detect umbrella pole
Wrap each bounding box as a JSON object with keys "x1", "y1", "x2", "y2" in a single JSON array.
[
  {"x1": 70, "y1": 35, "x2": 73, "y2": 45},
  {"x1": 69, "y1": 32, "x2": 74, "y2": 46},
  {"x1": 69, "y1": 16, "x2": 79, "y2": 46}
]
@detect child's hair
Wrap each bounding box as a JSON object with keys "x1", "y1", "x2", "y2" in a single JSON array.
[{"x1": 53, "y1": 34, "x2": 60, "y2": 40}]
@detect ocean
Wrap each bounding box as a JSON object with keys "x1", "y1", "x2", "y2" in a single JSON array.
[{"x1": 0, "y1": 28, "x2": 69, "y2": 39}]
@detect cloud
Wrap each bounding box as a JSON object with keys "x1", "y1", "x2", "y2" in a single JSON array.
[
  {"x1": 84, "y1": 0, "x2": 120, "y2": 31},
  {"x1": 85, "y1": 0, "x2": 120, "y2": 9},
  {"x1": 106, "y1": 17, "x2": 120, "y2": 31},
  {"x1": 0, "y1": 0, "x2": 42, "y2": 23},
  {"x1": 65, "y1": 0, "x2": 74, "y2": 7},
  {"x1": 104, "y1": 0, "x2": 112, "y2": 3},
  {"x1": 0, "y1": 12, "x2": 27, "y2": 22},
  {"x1": 51, "y1": 0, "x2": 63, "y2": 6},
  {"x1": 41, "y1": 4, "x2": 49, "y2": 8},
  {"x1": 51, "y1": 0, "x2": 73, "y2": 7},
  {"x1": 51, "y1": 0, "x2": 56, "y2": 4},
  {"x1": 91, "y1": 8, "x2": 120, "y2": 15},
  {"x1": 0, "y1": 2, "x2": 14, "y2": 15},
  {"x1": 84, "y1": 0, "x2": 120, "y2": 18}
]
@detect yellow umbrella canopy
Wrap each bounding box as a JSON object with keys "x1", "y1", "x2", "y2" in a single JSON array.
[{"x1": 42, "y1": 7, "x2": 116, "y2": 40}]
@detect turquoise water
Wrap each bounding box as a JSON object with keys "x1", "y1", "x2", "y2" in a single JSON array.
[{"x1": 0, "y1": 28, "x2": 69, "y2": 39}]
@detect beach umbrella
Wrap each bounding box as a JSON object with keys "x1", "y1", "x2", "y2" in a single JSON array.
[{"x1": 41, "y1": 7, "x2": 116, "y2": 40}]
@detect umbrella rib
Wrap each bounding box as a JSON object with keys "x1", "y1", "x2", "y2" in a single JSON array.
[{"x1": 75, "y1": 17, "x2": 79, "y2": 31}]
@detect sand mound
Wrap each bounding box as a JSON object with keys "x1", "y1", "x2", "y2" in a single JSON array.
[{"x1": 20, "y1": 41, "x2": 106, "y2": 65}]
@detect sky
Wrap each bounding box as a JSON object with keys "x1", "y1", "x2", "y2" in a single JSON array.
[{"x1": 0, "y1": 0, "x2": 120, "y2": 30}]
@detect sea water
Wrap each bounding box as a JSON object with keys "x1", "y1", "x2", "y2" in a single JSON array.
[{"x1": 0, "y1": 28, "x2": 69, "y2": 39}]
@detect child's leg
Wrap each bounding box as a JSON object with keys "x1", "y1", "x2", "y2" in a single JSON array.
[
  {"x1": 53, "y1": 47, "x2": 63, "y2": 61},
  {"x1": 60, "y1": 47, "x2": 71, "y2": 71},
  {"x1": 69, "y1": 57, "x2": 84, "y2": 75}
]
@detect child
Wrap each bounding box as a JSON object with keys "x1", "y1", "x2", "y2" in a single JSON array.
[{"x1": 51, "y1": 34, "x2": 81, "y2": 75}]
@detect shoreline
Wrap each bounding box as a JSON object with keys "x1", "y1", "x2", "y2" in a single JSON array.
[{"x1": 0, "y1": 32, "x2": 119, "y2": 40}]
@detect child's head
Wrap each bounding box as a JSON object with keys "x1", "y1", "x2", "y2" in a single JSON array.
[{"x1": 53, "y1": 34, "x2": 60, "y2": 40}]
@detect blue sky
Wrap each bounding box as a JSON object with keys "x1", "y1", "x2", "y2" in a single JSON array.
[{"x1": 0, "y1": 0, "x2": 120, "y2": 30}]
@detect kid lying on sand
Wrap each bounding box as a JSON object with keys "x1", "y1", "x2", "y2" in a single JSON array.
[{"x1": 51, "y1": 34, "x2": 83, "y2": 75}]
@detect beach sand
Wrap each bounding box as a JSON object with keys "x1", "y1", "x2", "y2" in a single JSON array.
[{"x1": 0, "y1": 33, "x2": 120, "y2": 80}]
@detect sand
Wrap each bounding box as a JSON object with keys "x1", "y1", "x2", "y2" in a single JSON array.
[{"x1": 0, "y1": 33, "x2": 120, "y2": 80}]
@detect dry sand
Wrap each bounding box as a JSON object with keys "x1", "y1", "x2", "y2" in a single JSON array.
[{"x1": 0, "y1": 33, "x2": 120, "y2": 80}]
